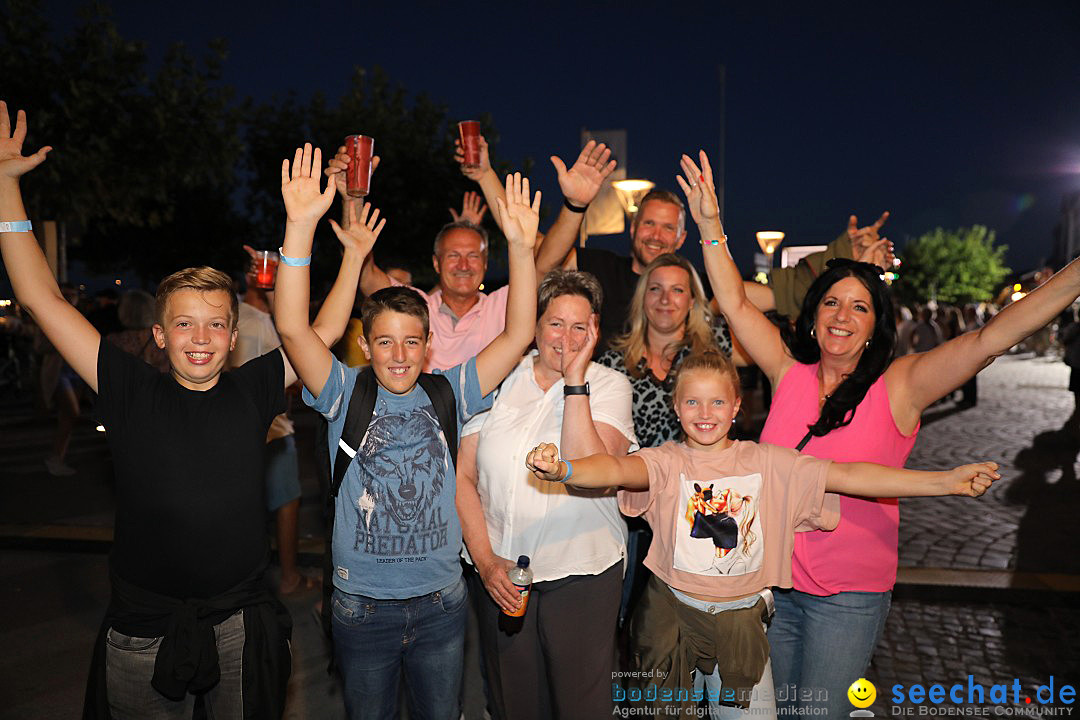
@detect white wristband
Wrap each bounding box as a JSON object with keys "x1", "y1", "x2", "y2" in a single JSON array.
[{"x1": 0, "y1": 220, "x2": 32, "y2": 233}]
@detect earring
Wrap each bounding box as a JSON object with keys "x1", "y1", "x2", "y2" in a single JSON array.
[
  {"x1": 865, "y1": 340, "x2": 871, "y2": 349},
  {"x1": 810, "y1": 327, "x2": 816, "y2": 338}
]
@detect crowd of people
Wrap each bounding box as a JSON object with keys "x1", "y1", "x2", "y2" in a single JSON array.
[{"x1": 2, "y1": 98, "x2": 1077, "y2": 720}]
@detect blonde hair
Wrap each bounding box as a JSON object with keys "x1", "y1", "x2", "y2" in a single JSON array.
[
  {"x1": 609, "y1": 254, "x2": 715, "y2": 378},
  {"x1": 155, "y1": 267, "x2": 238, "y2": 327},
  {"x1": 671, "y1": 350, "x2": 742, "y2": 402}
]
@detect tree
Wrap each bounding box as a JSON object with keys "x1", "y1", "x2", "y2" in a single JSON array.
[
  {"x1": 897, "y1": 225, "x2": 1010, "y2": 305},
  {"x1": 1, "y1": 1, "x2": 510, "y2": 295}
]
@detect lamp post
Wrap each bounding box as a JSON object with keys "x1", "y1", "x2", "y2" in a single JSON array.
[
  {"x1": 756, "y1": 231, "x2": 784, "y2": 266},
  {"x1": 611, "y1": 179, "x2": 655, "y2": 221}
]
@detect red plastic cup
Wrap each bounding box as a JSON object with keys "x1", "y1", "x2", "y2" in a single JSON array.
[
  {"x1": 251, "y1": 250, "x2": 279, "y2": 289},
  {"x1": 345, "y1": 135, "x2": 374, "y2": 198},
  {"x1": 458, "y1": 121, "x2": 481, "y2": 168}
]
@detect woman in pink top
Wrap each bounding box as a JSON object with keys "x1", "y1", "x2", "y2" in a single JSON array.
[
  {"x1": 524, "y1": 352, "x2": 997, "y2": 718},
  {"x1": 680, "y1": 150, "x2": 1080, "y2": 716}
]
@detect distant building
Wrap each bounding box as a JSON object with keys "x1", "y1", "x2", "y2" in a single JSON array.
[{"x1": 1050, "y1": 191, "x2": 1080, "y2": 268}]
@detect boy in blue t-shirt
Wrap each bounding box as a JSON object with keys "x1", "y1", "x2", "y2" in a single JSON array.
[{"x1": 272, "y1": 143, "x2": 541, "y2": 719}]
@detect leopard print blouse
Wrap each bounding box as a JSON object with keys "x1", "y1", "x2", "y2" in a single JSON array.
[{"x1": 597, "y1": 320, "x2": 734, "y2": 449}]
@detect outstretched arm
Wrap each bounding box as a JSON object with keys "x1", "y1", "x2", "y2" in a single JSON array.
[
  {"x1": 275, "y1": 144, "x2": 384, "y2": 399},
  {"x1": 678, "y1": 151, "x2": 792, "y2": 384},
  {"x1": 535, "y1": 141, "x2": 617, "y2": 274},
  {"x1": 455, "y1": 433, "x2": 522, "y2": 614},
  {"x1": 454, "y1": 135, "x2": 506, "y2": 232},
  {"x1": 826, "y1": 460, "x2": 999, "y2": 498},
  {"x1": 525, "y1": 442, "x2": 649, "y2": 490},
  {"x1": 0, "y1": 102, "x2": 100, "y2": 391},
  {"x1": 474, "y1": 173, "x2": 539, "y2": 396},
  {"x1": 888, "y1": 257, "x2": 1080, "y2": 427}
]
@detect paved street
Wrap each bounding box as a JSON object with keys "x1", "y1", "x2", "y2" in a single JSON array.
[{"x1": 1, "y1": 353, "x2": 1078, "y2": 717}]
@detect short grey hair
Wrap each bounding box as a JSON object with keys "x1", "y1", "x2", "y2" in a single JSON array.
[
  {"x1": 432, "y1": 221, "x2": 488, "y2": 256},
  {"x1": 537, "y1": 269, "x2": 603, "y2": 318}
]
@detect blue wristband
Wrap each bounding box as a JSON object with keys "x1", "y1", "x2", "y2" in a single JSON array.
[
  {"x1": 278, "y1": 246, "x2": 311, "y2": 267},
  {"x1": 0, "y1": 220, "x2": 32, "y2": 233},
  {"x1": 561, "y1": 459, "x2": 573, "y2": 483}
]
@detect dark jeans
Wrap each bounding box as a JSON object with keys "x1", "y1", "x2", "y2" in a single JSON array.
[{"x1": 332, "y1": 577, "x2": 468, "y2": 720}]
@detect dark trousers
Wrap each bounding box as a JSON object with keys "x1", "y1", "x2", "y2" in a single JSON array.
[{"x1": 468, "y1": 561, "x2": 621, "y2": 720}]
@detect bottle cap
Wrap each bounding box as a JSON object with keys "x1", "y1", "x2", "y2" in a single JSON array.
[{"x1": 517, "y1": 555, "x2": 530, "y2": 568}]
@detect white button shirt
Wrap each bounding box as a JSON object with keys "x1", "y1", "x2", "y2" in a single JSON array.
[{"x1": 463, "y1": 352, "x2": 638, "y2": 582}]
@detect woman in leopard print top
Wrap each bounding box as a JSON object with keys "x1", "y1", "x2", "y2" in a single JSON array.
[{"x1": 597, "y1": 253, "x2": 738, "y2": 448}]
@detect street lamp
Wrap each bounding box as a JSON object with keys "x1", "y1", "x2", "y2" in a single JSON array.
[
  {"x1": 611, "y1": 179, "x2": 655, "y2": 219},
  {"x1": 755, "y1": 231, "x2": 785, "y2": 267}
]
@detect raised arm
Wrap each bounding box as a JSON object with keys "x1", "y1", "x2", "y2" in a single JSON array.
[
  {"x1": 325, "y1": 148, "x2": 390, "y2": 297},
  {"x1": 474, "y1": 173, "x2": 539, "y2": 396},
  {"x1": 535, "y1": 140, "x2": 617, "y2": 274},
  {"x1": 826, "y1": 460, "x2": 999, "y2": 498},
  {"x1": 0, "y1": 102, "x2": 100, "y2": 391},
  {"x1": 888, "y1": 257, "x2": 1080, "y2": 427},
  {"x1": 525, "y1": 442, "x2": 649, "y2": 490},
  {"x1": 677, "y1": 150, "x2": 792, "y2": 384},
  {"x1": 760, "y1": 212, "x2": 892, "y2": 317},
  {"x1": 455, "y1": 432, "x2": 522, "y2": 614},
  {"x1": 275, "y1": 144, "x2": 384, "y2": 399},
  {"x1": 454, "y1": 135, "x2": 506, "y2": 232},
  {"x1": 558, "y1": 314, "x2": 631, "y2": 459}
]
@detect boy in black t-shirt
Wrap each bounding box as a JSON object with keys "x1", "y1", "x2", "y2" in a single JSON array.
[{"x1": 0, "y1": 102, "x2": 364, "y2": 719}]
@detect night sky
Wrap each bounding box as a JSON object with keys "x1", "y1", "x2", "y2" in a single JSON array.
[{"x1": 30, "y1": 1, "x2": 1080, "y2": 280}]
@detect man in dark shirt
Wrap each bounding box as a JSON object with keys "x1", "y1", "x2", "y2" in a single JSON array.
[{"x1": 536, "y1": 187, "x2": 688, "y2": 352}]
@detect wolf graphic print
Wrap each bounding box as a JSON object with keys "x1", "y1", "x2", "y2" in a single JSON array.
[
  {"x1": 351, "y1": 399, "x2": 452, "y2": 561},
  {"x1": 674, "y1": 473, "x2": 762, "y2": 576}
]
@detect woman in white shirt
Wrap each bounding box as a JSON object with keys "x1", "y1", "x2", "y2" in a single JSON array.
[{"x1": 456, "y1": 269, "x2": 637, "y2": 720}]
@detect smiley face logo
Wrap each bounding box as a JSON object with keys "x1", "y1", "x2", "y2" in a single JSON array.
[{"x1": 848, "y1": 678, "x2": 876, "y2": 708}]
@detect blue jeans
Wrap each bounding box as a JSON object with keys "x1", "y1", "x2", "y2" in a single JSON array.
[
  {"x1": 332, "y1": 577, "x2": 468, "y2": 720},
  {"x1": 769, "y1": 588, "x2": 891, "y2": 717},
  {"x1": 105, "y1": 610, "x2": 245, "y2": 720}
]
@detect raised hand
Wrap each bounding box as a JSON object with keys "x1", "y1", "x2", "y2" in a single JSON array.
[
  {"x1": 328, "y1": 199, "x2": 386, "y2": 258},
  {"x1": 550, "y1": 140, "x2": 617, "y2": 208},
  {"x1": 676, "y1": 151, "x2": 723, "y2": 235},
  {"x1": 449, "y1": 190, "x2": 488, "y2": 225},
  {"x1": 561, "y1": 314, "x2": 598, "y2": 385},
  {"x1": 281, "y1": 143, "x2": 335, "y2": 225},
  {"x1": 525, "y1": 442, "x2": 565, "y2": 482},
  {"x1": 325, "y1": 146, "x2": 381, "y2": 200},
  {"x1": 846, "y1": 212, "x2": 889, "y2": 244},
  {"x1": 847, "y1": 212, "x2": 895, "y2": 267},
  {"x1": 947, "y1": 461, "x2": 1000, "y2": 497},
  {"x1": 494, "y1": 172, "x2": 540, "y2": 250},
  {"x1": 0, "y1": 102, "x2": 52, "y2": 181},
  {"x1": 454, "y1": 135, "x2": 492, "y2": 182}
]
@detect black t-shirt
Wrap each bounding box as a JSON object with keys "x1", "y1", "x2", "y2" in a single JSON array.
[
  {"x1": 95, "y1": 340, "x2": 286, "y2": 599},
  {"x1": 576, "y1": 246, "x2": 639, "y2": 354}
]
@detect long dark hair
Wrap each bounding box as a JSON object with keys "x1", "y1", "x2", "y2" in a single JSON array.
[{"x1": 780, "y1": 260, "x2": 897, "y2": 437}]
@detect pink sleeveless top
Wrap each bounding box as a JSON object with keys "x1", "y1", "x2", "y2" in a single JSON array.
[{"x1": 759, "y1": 362, "x2": 918, "y2": 594}]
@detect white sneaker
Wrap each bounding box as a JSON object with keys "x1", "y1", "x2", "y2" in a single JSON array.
[{"x1": 45, "y1": 457, "x2": 76, "y2": 477}]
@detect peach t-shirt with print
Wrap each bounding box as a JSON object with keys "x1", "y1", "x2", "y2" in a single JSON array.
[{"x1": 619, "y1": 440, "x2": 839, "y2": 598}]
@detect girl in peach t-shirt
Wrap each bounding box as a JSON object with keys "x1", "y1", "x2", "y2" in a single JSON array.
[{"x1": 525, "y1": 351, "x2": 997, "y2": 718}]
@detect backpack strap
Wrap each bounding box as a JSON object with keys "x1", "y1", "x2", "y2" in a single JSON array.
[
  {"x1": 330, "y1": 366, "x2": 378, "y2": 499},
  {"x1": 417, "y1": 372, "x2": 459, "y2": 470}
]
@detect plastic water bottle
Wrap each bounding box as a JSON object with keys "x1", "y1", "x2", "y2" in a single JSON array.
[{"x1": 504, "y1": 555, "x2": 533, "y2": 617}]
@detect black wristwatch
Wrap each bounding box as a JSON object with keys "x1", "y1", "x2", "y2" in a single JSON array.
[{"x1": 563, "y1": 382, "x2": 590, "y2": 396}]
